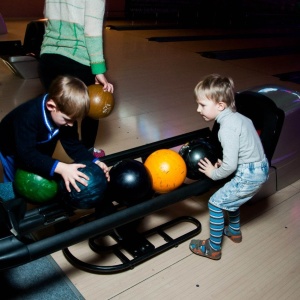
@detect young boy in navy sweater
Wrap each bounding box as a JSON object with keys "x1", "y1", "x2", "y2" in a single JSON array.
[{"x1": 0, "y1": 75, "x2": 109, "y2": 193}]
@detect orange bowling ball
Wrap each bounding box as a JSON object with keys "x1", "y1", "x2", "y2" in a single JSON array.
[
  {"x1": 144, "y1": 149, "x2": 187, "y2": 194},
  {"x1": 87, "y1": 84, "x2": 114, "y2": 119}
]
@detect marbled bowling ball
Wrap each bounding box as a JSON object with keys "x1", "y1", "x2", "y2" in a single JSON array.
[{"x1": 60, "y1": 161, "x2": 108, "y2": 209}]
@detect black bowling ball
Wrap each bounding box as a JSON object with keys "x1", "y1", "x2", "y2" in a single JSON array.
[
  {"x1": 108, "y1": 159, "x2": 153, "y2": 206},
  {"x1": 179, "y1": 138, "x2": 218, "y2": 180},
  {"x1": 60, "y1": 161, "x2": 108, "y2": 209}
]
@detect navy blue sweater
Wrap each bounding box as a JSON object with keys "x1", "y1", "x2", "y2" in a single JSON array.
[{"x1": 0, "y1": 94, "x2": 95, "y2": 178}]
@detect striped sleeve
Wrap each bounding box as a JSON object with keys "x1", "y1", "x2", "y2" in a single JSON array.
[{"x1": 84, "y1": 0, "x2": 106, "y2": 74}]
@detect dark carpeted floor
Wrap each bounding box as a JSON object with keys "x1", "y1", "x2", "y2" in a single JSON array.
[
  {"x1": 0, "y1": 183, "x2": 84, "y2": 300},
  {"x1": 0, "y1": 255, "x2": 84, "y2": 300}
]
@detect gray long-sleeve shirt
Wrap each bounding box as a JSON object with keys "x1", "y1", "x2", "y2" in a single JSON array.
[{"x1": 211, "y1": 108, "x2": 265, "y2": 181}]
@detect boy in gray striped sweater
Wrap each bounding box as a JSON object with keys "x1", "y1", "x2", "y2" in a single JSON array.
[{"x1": 189, "y1": 74, "x2": 269, "y2": 260}]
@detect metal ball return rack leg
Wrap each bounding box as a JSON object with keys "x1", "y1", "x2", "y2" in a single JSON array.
[{"x1": 63, "y1": 215, "x2": 201, "y2": 273}]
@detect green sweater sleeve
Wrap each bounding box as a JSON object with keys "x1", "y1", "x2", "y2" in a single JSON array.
[{"x1": 41, "y1": 0, "x2": 107, "y2": 74}]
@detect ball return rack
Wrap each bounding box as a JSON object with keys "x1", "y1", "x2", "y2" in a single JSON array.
[
  {"x1": 1, "y1": 86, "x2": 298, "y2": 274},
  {"x1": 0, "y1": 127, "x2": 215, "y2": 273}
]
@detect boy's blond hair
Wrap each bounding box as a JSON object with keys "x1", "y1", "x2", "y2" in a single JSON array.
[
  {"x1": 48, "y1": 75, "x2": 90, "y2": 119},
  {"x1": 194, "y1": 74, "x2": 236, "y2": 112}
]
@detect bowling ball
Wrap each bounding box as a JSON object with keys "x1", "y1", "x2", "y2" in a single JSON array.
[
  {"x1": 108, "y1": 159, "x2": 153, "y2": 206},
  {"x1": 179, "y1": 138, "x2": 218, "y2": 180},
  {"x1": 60, "y1": 161, "x2": 108, "y2": 209},
  {"x1": 144, "y1": 149, "x2": 187, "y2": 194},
  {"x1": 87, "y1": 84, "x2": 114, "y2": 119},
  {"x1": 13, "y1": 169, "x2": 58, "y2": 204}
]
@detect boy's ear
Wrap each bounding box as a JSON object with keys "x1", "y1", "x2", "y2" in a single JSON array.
[
  {"x1": 217, "y1": 101, "x2": 226, "y2": 111},
  {"x1": 46, "y1": 99, "x2": 57, "y2": 111}
]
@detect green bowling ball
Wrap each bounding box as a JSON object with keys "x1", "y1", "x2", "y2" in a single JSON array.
[{"x1": 13, "y1": 169, "x2": 59, "y2": 203}]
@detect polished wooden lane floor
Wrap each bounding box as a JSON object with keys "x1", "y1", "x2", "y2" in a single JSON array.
[{"x1": 1, "y1": 19, "x2": 300, "y2": 299}]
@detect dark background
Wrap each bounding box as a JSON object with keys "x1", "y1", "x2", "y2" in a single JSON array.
[{"x1": 0, "y1": 0, "x2": 299, "y2": 28}]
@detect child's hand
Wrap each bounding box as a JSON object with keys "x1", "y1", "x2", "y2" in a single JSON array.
[
  {"x1": 55, "y1": 162, "x2": 89, "y2": 192},
  {"x1": 95, "y1": 74, "x2": 114, "y2": 93},
  {"x1": 198, "y1": 157, "x2": 216, "y2": 179},
  {"x1": 95, "y1": 160, "x2": 110, "y2": 181},
  {"x1": 215, "y1": 159, "x2": 222, "y2": 168}
]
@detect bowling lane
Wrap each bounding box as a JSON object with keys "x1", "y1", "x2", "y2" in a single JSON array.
[
  {"x1": 1, "y1": 20, "x2": 300, "y2": 157},
  {"x1": 97, "y1": 25, "x2": 300, "y2": 155},
  {"x1": 0, "y1": 20, "x2": 28, "y2": 42},
  {"x1": 106, "y1": 23, "x2": 300, "y2": 52},
  {"x1": 105, "y1": 22, "x2": 300, "y2": 79}
]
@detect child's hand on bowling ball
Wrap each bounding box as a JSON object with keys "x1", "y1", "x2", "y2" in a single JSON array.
[
  {"x1": 215, "y1": 159, "x2": 222, "y2": 168},
  {"x1": 95, "y1": 160, "x2": 110, "y2": 181},
  {"x1": 55, "y1": 162, "x2": 89, "y2": 192},
  {"x1": 198, "y1": 157, "x2": 216, "y2": 179}
]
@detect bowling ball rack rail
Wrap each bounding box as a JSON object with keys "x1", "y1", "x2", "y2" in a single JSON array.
[
  {"x1": 0, "y1": 127, "x2": 215, "y2": 273},
  {"x1": 63, "y1": 215, "x2": 201, "y2": 273}
]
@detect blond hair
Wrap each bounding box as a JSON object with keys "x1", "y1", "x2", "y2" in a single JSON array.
[
  {"x1": 48, "y1": 75, "x2": 90, "y2": 119},
  {"x1": 194, "y1": 74, "x2": 236, "y2": 112}
]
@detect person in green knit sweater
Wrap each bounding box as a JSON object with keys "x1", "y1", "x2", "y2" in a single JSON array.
[{"x1": 39, "y1": 0, "x2": 114, "y2": 155}]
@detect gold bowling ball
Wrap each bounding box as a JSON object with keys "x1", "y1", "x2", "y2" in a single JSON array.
[{"x1": 87, "y1": 84, "x2": 114, "y2": 119}]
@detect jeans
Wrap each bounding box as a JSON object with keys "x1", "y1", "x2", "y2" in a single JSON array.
[
  {"x1": 0, "y1": 152, "x2": 15, "y2": 182},
  {"x1": 209, "y1": 156, "x2": 269, "y2": 211}
]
